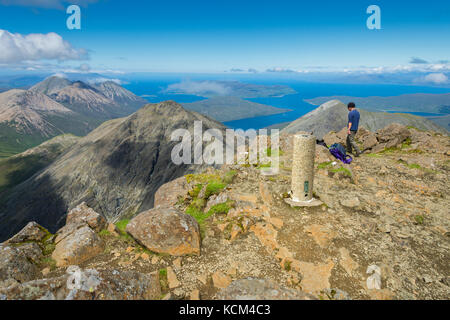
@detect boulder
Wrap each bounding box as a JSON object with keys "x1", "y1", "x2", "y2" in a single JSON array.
[
  {"x1": 126, "y1": 207, "x2": 200, "y2": 256},
  {"x1": 204, "y1": 192, "x2": 229, "y2": 213},
  {"x1": 0, "y1": 266, "x2": 160, "y2": 300},
  {"x1": 216, "y1": 278, "x2": 316, "y2": 300},
  {"x1": 54, "y1": 222, "x2": 87, "y2": 244},
  {"x1": 323, "y1": 128, "x2": 347, "y2": 147},
  {"x1": 3, "y1": 222, "x2": 48, "y2": 245},
  {"x1": 52, "y1": 226, "x2": 104, "y2": 267},
  {"x1": 212, "y1": 271, "x2": 232, "y2": 289},
  {"x1": 372, "y1": 143, "x2": 387, "y2": 154},
  {"x1": 376, "y1": 123, "x2": 411, "y2": 149},
  {"x1": 0, "y1": 245, "x2": 39, "y2": 284},
  {"x1": 66, "y1": 203, "x2": 107, "y2": 232},
  {"x1": 341, "y1": 196, "x2": 361, "y2": 209},
  {"x1": 154, "y1": 176, "x2": 189, "y2": 208},
  {"x1": 355, "y1": 127, "x2": 378, "y2": 151},
  {"x1": 15, "y1": 242, "x2": 43, "y2": 264},
  {"x1": 315, "y1": 144, "x2": 334, "y2": 164}
]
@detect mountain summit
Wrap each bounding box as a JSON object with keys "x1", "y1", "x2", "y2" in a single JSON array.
[
  {"x1": 282, "y1": 100, "x2": 447, "y2": 139},
  {"x1": 0, "y1": 101, "x2": 225, "y2": 240},
  {"x1": 0, "y1": 77, "x2": 147, "y2": 157}
]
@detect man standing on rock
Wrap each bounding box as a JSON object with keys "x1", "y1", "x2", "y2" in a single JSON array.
[{"x1": 346, "y1": 102, "x2": 361, "y2": 157}]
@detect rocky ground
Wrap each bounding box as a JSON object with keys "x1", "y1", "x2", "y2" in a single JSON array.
[{"x1": 0, "y1": 124, "x2": 449, "y2": 300}]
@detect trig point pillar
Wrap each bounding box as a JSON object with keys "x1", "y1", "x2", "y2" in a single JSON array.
[{"x1": 285, "y1": 133, "x2": 323, "y2": 207}]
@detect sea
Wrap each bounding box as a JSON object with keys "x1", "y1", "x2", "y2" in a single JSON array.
[{"x1": 123, "y1": 75, "x2": 450, "y2": 130}]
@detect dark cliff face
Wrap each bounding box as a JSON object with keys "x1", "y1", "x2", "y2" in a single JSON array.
[{"x1": 0, "y1": 101, "x2": 226, "y2": 241}]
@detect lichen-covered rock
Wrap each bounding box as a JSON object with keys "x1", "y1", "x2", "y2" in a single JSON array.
[
  {"x1": 0, "y1": 266, "x2": 160, "y2": 300},
  {"x1": 204, "y1": 192, "x2": 229, "y2": 213},
  {"x1": 54, "y1": 222, "x2": 86, "y2": 244},
  {"x1": 356, "y1": 127, "x2": 378, "y2": 151},
  {"x1": 3, "y1": 222, "x2": 48, "y2": 245},
  {"x1": 126, "y1": 207, "x2": 200, "y2": 256},
  {"x1": 323, "y1": 128, "x2": 347, "y2": 147},
  {"x1": 154, "y1": 176, "x2": 189, "y2": 208},
  {"x1": 15, "y1": 242, "x2": 43, "y2": 264},
  {"x1": 52, "y1": 226, "x2": 104, "y2": 267},
  {"x1": 216, "y1": 278, "x2": 316, "y2": 300},
  {"x1": 0, "y1": 245, "x2": 39, "y2": 284},
  {"x1": 66, "y1": 203, "x2": 107, "y2": 232},
  {"x1": 376, "y1": 123, "x2": 411, "y2": 149},
  {"x1": 315, "y1": 144, "x2": 334, "y2": 163}
]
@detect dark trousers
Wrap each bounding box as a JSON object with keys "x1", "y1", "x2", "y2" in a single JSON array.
[{"x1": 347, "y1": 130, "x2": 361, "y2": 155}]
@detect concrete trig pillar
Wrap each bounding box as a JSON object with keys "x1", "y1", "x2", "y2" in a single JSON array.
[{"x1": 285, "y1": 133, "x2": 322, "y2": 207}]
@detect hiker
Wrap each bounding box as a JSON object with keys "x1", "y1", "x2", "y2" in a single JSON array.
[{"x1": 346, "y1": 102, "x2": 361, "y2": 157}]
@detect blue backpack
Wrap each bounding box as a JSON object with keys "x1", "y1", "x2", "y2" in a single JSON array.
[{"x1": 329, "y1": 143, "x2": 353, "y2": 164}]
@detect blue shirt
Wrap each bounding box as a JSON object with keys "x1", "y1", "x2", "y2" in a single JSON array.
[{"x1": 348, "y1": 109, "x2": 360, "y2": 131}]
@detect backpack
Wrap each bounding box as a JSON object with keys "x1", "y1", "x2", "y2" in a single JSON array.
[{"x1": 329, "y1": 143, "x2": 353, "y2": 164}]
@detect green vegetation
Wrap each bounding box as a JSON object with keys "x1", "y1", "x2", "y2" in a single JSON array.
[
  {"x1": 40, "y1": 256, "x2": 57, "y2": 270},
  {"x1": 42, "y1": 242, "x2": 56, "y2": 256},
  {"x1": 0, "y1": 154, "x2": 50, "y2": 193},
  {"x1": 207, "y1": 202, "x2": 232, "y2": 216},
  {"x1": 205, "y1": 181, "x2": 227, "y2": 198},
  {"x1": 159, "y1": 268, "x2": 169, "y2": 293},
  {"x1": 283, "y1": 260, "x2": 292, "y2": 271},
  {"x1": 401, "y1": 137, "x2": 412, "y2": 148},
  {"x1": 222, "y1": 170, "x2": 237, "y2": 184},
  {"x1": 397, "y1": 160, "x2": 438, "y2": 174},
  {"x1": 364, "y1": 153, "x2": 381, "y2": 158},
  {"x1": 330, "y1": 167, "x2": 352, "y2": 177},
  {"x1": 185, "y1": 173, "x2": 221, "y2": 184},
  {"x1": 115, "y1": 219, "x2": 134, "y2": 242},
  {"x1": 98, "y1": 229, "x2": 111, "y2": 237},
  {"x1": 184, "y1": 170, "x2": 237, "y2": 238},
  {"x1": 115, "y1": 219, "x2": 130, "y2": 233},
  {"x1": 317, "y1": 161, "x2": 333, "y2": 169},
  {"x1": 414, "y1": 215, "x2": 425, "y2": 225},
  {"x1": 266, "y1": 147, "x2": 284, "y2": 157},
  {"x1": 188, "y1": 184, "x2": 203, "y2": 198}
]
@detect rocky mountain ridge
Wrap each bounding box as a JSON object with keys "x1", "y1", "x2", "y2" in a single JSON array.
[
  {"x1": 0, "y1": 77, "x2": 147, "y2": 157},
  {"x1": 0, "y1": 121, "x2": 448, "y2": 300},
  {"x1": 0, "y1": 101, "x2": 226, "y2": 240},
  {"x1": 282, "y1": 100, "x2": 448, "y2": 139}
]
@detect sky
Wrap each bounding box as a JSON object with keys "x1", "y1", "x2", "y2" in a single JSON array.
[{"x1": 0, "y1": 0, "x2": 449, "y2": 84}]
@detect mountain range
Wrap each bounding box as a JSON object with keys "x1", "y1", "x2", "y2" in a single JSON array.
[
  {"x1": 0, "y1": 101, "x2": 225, "y2": 240},
  {"x1": 0, "y1": 76, "x2": 147, "y2": 158}
]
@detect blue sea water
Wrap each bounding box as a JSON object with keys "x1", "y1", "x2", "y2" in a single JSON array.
[{"x1": 124, "y1": 78, "x2": 450, "y2": 130}]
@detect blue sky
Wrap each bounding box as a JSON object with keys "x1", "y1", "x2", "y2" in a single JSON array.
[{"x1": 0, "y1": 0, "x2": 449, "y2": 81}]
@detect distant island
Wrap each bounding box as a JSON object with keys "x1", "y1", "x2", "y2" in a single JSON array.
[
  {"x1": 165, "y1": 80, "x2": 297, "y2": 98},
  {"x1": 182, "y1": 96, "x2": 291, "y2": 122}
]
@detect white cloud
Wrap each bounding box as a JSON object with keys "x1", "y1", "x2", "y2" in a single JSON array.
[
  {"x1": 0, "y1": 29, "x2": 88, "y2": 64},
  {"x1": 266, "y1": 67, "x2": 297, "y2": 73},
  {"x1": 51, "y1": 72, "x2": 68, "y2": 78},
  {"x1": 422, "y1": 73, "x2": 448, "y2": 84},
  {"x1": 165, "y1": 80, "x2": 230, "y2": 96},
  {"x1": 78, "y1": 63, "x2": 91, "y2": 72},
  {"x1": 0, "y1": 0, "x2": 99, "y2": 9},
  {"x1": 87, "y1": 77, "x2": 126, "y2": 85}
]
